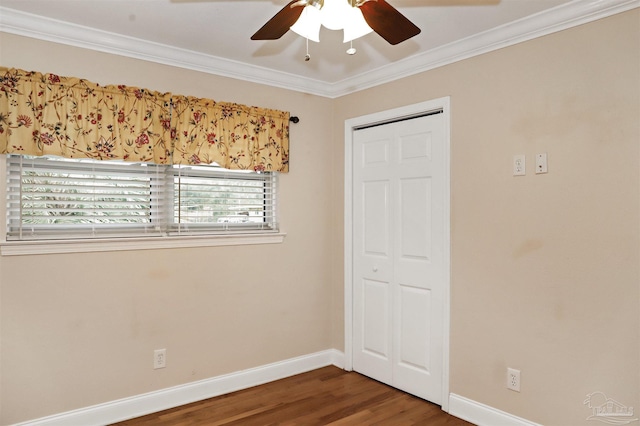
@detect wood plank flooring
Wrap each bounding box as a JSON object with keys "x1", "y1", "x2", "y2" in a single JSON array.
[{"x1": 112, "y1": 366, "x2": 473, "y2": 425}]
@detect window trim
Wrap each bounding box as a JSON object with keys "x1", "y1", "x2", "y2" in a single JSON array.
[
  {"x1": 0, "y1": 154, "x2": 285, "y2": 255},
  {"x1": 0, "y1": 232, "x2": 286, "y2": 256}
]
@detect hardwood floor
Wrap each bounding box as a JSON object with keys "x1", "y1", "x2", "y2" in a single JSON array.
[{"x1": 113, "y1": 366, "x2": 473, "y2": 425}]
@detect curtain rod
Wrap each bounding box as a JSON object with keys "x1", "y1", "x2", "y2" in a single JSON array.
[{"x1": 289, "y1": 116, "x2": 299, "y2": 123}]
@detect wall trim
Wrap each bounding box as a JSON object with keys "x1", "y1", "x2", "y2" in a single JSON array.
[
  {"x1": 15, "y1": 350, "x2": 345, "y2": 426},
  {"x1": 449, "y1": 393, "x2": 543, "y2": 426},
  {"x1": 10, "y1": 353, "x2": 548, "y2": 426},
  {"x1": 0, "y1": 232, "x2": 287, "y2": 257},
  {"x1": 0, "y1": 0, "x2": 637, "y2": 98},
  {"x1": 329, "y1": 0, "x2": 639, "y2": 97}
]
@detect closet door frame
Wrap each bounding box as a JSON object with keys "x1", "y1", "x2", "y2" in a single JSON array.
[{"x1": 344, "y1": 97, "x2": 451, "y2": 412}]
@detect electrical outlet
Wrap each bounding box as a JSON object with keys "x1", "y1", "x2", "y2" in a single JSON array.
[
  {"x1": 513, "y1": 155, "x2": 526, "y2": 176},
  {"x1": 154, "y1": 349, "x2": 166, "y2": 369},
  {"x1": 507, "y1": 368, "x2": 520, "y2": 392}
]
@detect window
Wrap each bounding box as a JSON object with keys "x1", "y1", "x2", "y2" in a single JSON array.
[{"x1": 5, "y1": 155, "x2": 278, "y2": 241}]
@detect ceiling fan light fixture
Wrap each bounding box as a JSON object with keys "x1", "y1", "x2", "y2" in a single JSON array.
[
  {"x1": 342, "y1": 6, "x2": 373, "y2": 42},
  {"x1": 253, "y1": 0, "x2": 420, "y2": 47},
  {"x1": 290, "y1": 5, "x2": 321, "y2": 42}
]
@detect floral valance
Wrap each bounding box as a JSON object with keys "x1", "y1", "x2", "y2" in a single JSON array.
[
  {"x1": 171, "y1": 96, "x2": 289, "y2": 170},
  {"x1": 0, "y1": 67, "x2": 290, "y2": 172}
]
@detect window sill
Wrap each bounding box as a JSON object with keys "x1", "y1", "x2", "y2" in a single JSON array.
[{"x1": 0, "y1": 232, "x2": 287, "y2": 256}]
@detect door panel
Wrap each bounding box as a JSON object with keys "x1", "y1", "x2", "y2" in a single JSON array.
[
  {"x1": 399, "y1": 177, "x2": 431, "y2": 260},
  {"x1": 353, "y1": 127, "x2": 394, "y2": 385},
  {"x1": 398, "y1": 284, "x2": 431, "y2": 371},
  {"x1": 399, "y1": 129, "x2": 432, "y2": 162},
  {"x1": 363, "y1": 181, "x2": 389, "y2": 256},
  {"x1": 362, "y1": 279, "x2": 390, "y2": 359},
  {"x1": 353, "y1": 112, "x2": 445, "y2": 404}
]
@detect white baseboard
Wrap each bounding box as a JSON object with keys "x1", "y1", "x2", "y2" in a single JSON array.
[
  {"x1": 448, "y1": 393, "x2": 542, "y2": 426},
  {"x1": 16, "y1": 349, "x2": 345, "y2": 426},
  {"x1": 329, "y1": 348, "x2": 345, "y2": 369},
  {"x1": 14, "y1": 352, "x2": 544, "y2": 426}
]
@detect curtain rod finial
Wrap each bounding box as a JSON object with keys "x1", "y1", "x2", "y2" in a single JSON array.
[{"x1": 290, "y1": 116, "x2": 299, "y2": 124}]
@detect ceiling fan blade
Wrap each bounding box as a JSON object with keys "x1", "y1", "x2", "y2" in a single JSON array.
[
  {"x1": 359, "y1": 0, "x2": 421, "y2": 45},
  {"x1": 251, "y1": 1, "x2": 306, "y2": 40}
]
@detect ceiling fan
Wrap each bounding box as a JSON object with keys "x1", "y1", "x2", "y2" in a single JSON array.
[{"x1": 251, "y1": 0, "x2": 421, "y2": 45}]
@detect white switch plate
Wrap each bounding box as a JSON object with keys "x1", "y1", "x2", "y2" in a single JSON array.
[
  {"x1": 513, "y1": 155, "x2": 526, "y2": 176},
  {"x1": 536, "y1": 153, "x2": 548, "y2": 174}
]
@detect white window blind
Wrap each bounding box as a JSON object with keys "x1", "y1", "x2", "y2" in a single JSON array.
[
  {"x1": 6, "y1": 155, "x2": 278, "y2": 241},
  {"x1": 169, "y1": 165, "x2": 278, "y2": 235}
]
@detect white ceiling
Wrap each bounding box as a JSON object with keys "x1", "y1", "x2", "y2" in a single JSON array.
[{"x1": 0, "y1": 0, "x2": 636, "y2": 97}]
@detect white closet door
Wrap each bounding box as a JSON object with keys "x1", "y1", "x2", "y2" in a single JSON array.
[{"x1": 353, "y1": 113, "x2": 445, "y2": 403}]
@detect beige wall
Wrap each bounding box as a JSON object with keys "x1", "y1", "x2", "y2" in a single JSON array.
[
  {"x1": 333, "y1": 10, "x2": 639, "y2": 426},
  {"x1": 1, "y1": 8, "x2": 638, "y2": 426},
  {"x1": 0, "y1": 34, "x2": 335, "y2": 424}
]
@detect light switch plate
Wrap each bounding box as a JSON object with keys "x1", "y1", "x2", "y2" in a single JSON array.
[{"x1": 536, "y1": 153, "x2": 548, "y2": 174}]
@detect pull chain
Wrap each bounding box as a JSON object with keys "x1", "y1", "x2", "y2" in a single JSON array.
[
  {"x1": 346, "y1": 40, "x2": 356, "y2": 55},
  {"x1": 305, "y1": 37, "x2": 311, "y2": 61}
]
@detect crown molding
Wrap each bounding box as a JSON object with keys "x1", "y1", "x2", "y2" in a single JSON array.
[
  {"x1": 326, "y1": 0, "x2": 640, "y2": 97},
  {"x1": 0, "y1": 7, "x2": 327, "y2": 96},
  {"x1": 0, "y1": 0, "x2": 638, "y2": 99}
]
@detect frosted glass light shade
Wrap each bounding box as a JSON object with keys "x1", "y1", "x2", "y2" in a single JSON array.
[
  {"x1": 343, "y1": 6, "x2": 373, "y2": 42},
  {"x1": 290, "y1": 0, "x2": 373, "y2": 43},
  {"x1": 320, "y1": 0, "x2": 348, "y2": 30},
  {"x1": 290, "y1": 6, "x2": 321, "y2": 42}
]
